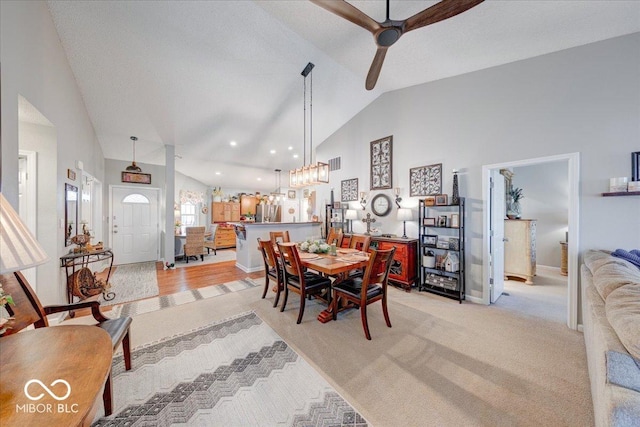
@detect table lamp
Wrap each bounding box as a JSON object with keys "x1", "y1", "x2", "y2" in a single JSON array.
[
  {"x1": 0, "y1": 193, "x2": 49, "y2": 277},
  {"x1": 397, "y1": 208, "x2": 412, "y2": 239},
  {"x1": 345, "y1": 209, "x2": 358, "y2": 233}
]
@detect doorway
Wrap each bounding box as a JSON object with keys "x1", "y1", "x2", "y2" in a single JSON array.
[
  {"x1": 110, "y1": 186, "x2": 160, "y2": 265},
  {"x1": 482, "y1": 153, "x2": 580, "y2": 330}
]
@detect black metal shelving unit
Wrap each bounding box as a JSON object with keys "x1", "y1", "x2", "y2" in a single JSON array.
[
  {"x1": 418, "y1": 198, "x2": 465, "y2": 303},
  {"x1": 325, "y1": 204, "x2": 346, "y2": 238}
]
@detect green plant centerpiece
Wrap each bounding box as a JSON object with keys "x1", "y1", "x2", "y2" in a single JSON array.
[
  {"x1": 299, "y1": 239, "x2": 331, "y2": 254},
  {"x1": 507, "y1": 187, "x2": 524, "y2": 219}
]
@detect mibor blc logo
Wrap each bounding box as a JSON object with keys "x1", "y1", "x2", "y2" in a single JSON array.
[{"x1": 16, "y1": 379, "x2": 79, "y2": 414}]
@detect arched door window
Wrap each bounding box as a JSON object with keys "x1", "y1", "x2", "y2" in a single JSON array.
[{"x1": 122, "y1": 194, "x2": 150, "y2": 204}]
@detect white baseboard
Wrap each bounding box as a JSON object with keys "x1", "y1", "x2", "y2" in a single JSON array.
[
  {"x1": 235, "y1": 263, "x2": 264, "y2": 273},
  {"x1": 537, "y1": 264, "x2": 561, "y2": 271},
  {"x1": 465, "y1": 295, "x2": 485, "y2": 305},
  {"x1": 577, "y1": 324, "x2": 584, "y2": 332}
]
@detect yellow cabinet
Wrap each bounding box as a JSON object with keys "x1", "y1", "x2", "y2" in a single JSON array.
[
  {"x1": 211, "y1": 202, "x2": 240, "y2": 223},
  {"x1": 504, "y1": 219, "x2": 537, "y2": 284}
]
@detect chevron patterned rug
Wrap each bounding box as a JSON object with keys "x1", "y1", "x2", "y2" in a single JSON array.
[{"x1": 92, "y1": 311, "x2": 367, "y2": 426}]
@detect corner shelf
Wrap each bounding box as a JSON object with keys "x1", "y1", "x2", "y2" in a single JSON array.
[{"x1": 602, "y1": 191, "x2": 640, "y2": 197}]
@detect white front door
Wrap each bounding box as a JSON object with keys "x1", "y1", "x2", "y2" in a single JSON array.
[
  {"x1": 111, "y1": 187, "x2": 159, "y2": 265},
  {"x1": 490, "y1": 169, "x2": 506, "y2": 303}
]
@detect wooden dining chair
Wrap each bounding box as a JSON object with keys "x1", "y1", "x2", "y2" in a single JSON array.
[
  {"x1": 331, "y1": 247, "x2": 396, "y2": 340},
  {"x1": 0, "y1": 271, "x2": 132, "y2": 416},
  {"x1": 204, "y1": 224, "x2": 218, "y2": 255},
  {"x1": 269, "y1": 230, "x2": 290, "y2": 245},
  {"x1": 257, "y1": 238, "x2": 284, "y2": 307},
  {"x1": 340, "y1": 234, "x2": 352, "y2": 248},
  {"x1": 277, "y1": 242, "x2": 332, "y2": 324},
  {"x1": 326, "y1": 227, "x2": 343, "y2": 246},
  {"x1": 184, "y1": 226, "x2": 206, "y2": 263},
  {"x1": 349, "y1": 234, "x2": 371, "y2": 252}
]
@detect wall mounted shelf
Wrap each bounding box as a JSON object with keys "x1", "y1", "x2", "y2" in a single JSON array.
[{"x1": 602, "y1": 191, "x2": 640, "y2": 197}]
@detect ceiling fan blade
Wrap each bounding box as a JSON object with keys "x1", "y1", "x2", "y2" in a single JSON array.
[
  {"x1": 365, "y1": 47, "x2": 388, "y2": 91},
  {"x1": 405, "y1": 0, "x2": 484, "y2": 33},
  {"x1": 310, "y1": 0, "x2": 380, "y2": 34}
]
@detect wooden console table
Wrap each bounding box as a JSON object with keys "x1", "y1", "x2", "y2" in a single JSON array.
[
  {"x1": 60, "y1": 249, "x2": 115, "y2": 308},
  {"x1": 370, "y1": 236, "x2": 418, "y2": 291},
  {"x1": 0, "y1": 326, "x2": 112, "y2": 427}
]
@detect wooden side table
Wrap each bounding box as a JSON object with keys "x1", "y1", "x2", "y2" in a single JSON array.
[
  {"x1": 0, "y1": 326, "x2": 112, "y2": 427},
  {"x1": 560, "y1": 241, "x2": 568, "y2": 276}
]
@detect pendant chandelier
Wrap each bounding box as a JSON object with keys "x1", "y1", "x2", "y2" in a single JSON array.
[
  {"x1": 289, "y1": 62, "x2": 329, "y2": 188},
  {"x1": 125, "y1": 136, "x2": 142, "y2": 172}
]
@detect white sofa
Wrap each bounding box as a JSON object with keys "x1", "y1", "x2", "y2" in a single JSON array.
[{"x1": 582, "y1": 250, "x2": 640, "y2": 426}]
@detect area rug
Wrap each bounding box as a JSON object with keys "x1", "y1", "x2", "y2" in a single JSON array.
[
  {"x1": 110, "y1": 278, "x2": 260, "y2": 318},
  {"x1": 101, "y1": 261, "x2": 159, "y2": 307},
  {"x1": 92, "y1": 311, "x2": 367, "y2": 426},
  {"x1": 173, "y1": 249, "x2": 236, "y2": 269}
]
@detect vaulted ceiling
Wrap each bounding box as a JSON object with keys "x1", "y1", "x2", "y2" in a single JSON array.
[{"x1": 47, "y1": 1, "x2": 640, "y2": 191}]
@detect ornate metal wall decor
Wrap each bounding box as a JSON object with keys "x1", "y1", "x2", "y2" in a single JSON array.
[
  {"x1": 341, "y1": 178, "x2": 358, "y2": 201},
  {"x1": 409, "y1": 163, "x2": 442, "y2": 197},
  {"x1": 370, "y1": 136, "x2": 392, "y2": 190}
]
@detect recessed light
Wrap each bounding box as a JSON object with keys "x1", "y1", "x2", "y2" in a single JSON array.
[
  {"x1": 270, "y1": 149, "x2": 276, "y2": 154},
  {"x1": 293, "y1": 154, "x2": 299, "y2": 159},
  {"x1": 257, "y1": 177, "x2": 262, "y2": 181},
  {"x1": 230, "y1": 141, "x2": 237, "y2": 146},
  {"x1": 288, "y1": 146, "x2": 293, "y2": 150},
  {"x1": 215, "y1": 171, "x2": 221, "y2": 175}
]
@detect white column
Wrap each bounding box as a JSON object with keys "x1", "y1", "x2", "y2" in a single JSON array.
[{"x1": 165, "y1": 145, "x2": 176, "y2": 265}]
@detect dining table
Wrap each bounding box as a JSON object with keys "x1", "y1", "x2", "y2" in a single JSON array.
[{"x1": 295, "y1": 248, "x2": 371, "y2": 323}]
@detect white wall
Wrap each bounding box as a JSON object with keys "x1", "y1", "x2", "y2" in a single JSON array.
[
  {"x1": 1, "y1": 1, "x2": 105, "y2": 305},
  {"x1": 513, "y1": 162, "x2": 569, "y2": 268},
  {"x1": 317, "y1": 33, "x2": 640, "y2": 301}
]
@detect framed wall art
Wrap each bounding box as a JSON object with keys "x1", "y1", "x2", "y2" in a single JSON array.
[
  {"x1": 288, "y1": 190, "x2": 296, "y2": 200},
  {"x1": 410, "y1": 163, "x2": 442, "y2": 197},
  {"x1": 122, "y1": 171, "x2": 152, "y2": 184},
  {"x1": 341, "y1": 178, "x2": 358, "y2": 201},
  {"x1": 370, "y1": 135, "x2": 393, "y2": 190}
]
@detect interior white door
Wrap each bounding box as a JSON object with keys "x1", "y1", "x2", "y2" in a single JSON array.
[
  {"x1": 111, "y1": 187, "x2": 159, "y2": 265},
  {"x1": 490, "y1": 169, "x2": 506, "y2": 303}
]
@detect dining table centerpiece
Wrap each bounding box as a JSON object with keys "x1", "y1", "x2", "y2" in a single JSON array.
[{"x1": 299, "y1": 239, "x2": 331, "y2": 254}]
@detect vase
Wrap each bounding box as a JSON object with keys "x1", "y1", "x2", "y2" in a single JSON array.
[{"x1": 507, "y1": 201, "x2": 521, "y2": 219}]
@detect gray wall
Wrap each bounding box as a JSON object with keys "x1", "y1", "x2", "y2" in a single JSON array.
[
  {"x1": 317, "y1": 33, "x2": 640, "y2": 301},
  {"x1": 513, "y1": 162, "x2": 569, "y2": 268},
  {"x1": 1, "y1": 1, "x2": 105, "y2": 305}
]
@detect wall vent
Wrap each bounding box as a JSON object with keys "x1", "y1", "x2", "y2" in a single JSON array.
[{"x1": 328, "y1": 157, "x2": 341, "y2": 171}]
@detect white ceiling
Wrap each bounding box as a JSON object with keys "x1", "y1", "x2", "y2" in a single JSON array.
[{"x1": 47, "y1": 1, "x2": 640, "y2": 191}]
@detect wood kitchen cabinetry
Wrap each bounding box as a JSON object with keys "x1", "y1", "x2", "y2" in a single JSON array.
[
  {"x1": 211, "y1": 202, "x2": 240, "y2": 223},
  {"x1": 370, "y1": 236, "x2": 418, "y2": 291},
  {"x1": 504, "y1": 219, "x2": 537, "y2": 284},
  {"x1": 240, "y1": 195, "x2": 259, "y2": 216},
  {"x1": 215, "y1": 224, "x2": 237, "y2": 249}
]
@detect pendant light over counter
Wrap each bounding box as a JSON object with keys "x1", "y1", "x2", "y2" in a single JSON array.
[{"x1": 289, "y1": 62, "x2": 329, "y2": 188}]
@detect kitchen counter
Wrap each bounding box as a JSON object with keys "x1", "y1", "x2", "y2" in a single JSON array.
[{"x1": 229, "y1": 221, "x2": 322, "y2": 272}]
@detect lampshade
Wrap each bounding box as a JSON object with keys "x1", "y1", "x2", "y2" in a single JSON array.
[
  {"x1": 345, "y1": 209, "x2": 358, "y2": 220},
  {"x1": 0, "y1": 193, "x2": 49, "y2": 274},
  {"x1": 397, "y1": 208, "x2": 413, "y2": 221}
]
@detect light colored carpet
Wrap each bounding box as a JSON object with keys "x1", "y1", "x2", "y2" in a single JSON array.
[
  {"x1": 100, "y1": 261, "x2": 159, "y2": 306},
  {"x1": 174, "y1": 249, "x2": 236, "y2": 268},
  {"x1": 92, "y1": 311, "x2": 367, "y2": 426},
  {"x1": 498, "y1": 265, "x2": 568, "y2": 324},
  {"x1": 70, "y1": 276, "x2": 593, "y2": 426},
  {"x1": 110, "y1": 278, "x2": 260, "y2": 318}
]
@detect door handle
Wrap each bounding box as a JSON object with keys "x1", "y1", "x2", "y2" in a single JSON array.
[
  {"x1": 503, "y1": 238, "x2": 509, "y2": 242},
  {"x1": 113, "y1": 224, "x2": 118, "y2": 228},
  {"x1": 113, "y1": 231, "x2": 118, "y2": 234}
]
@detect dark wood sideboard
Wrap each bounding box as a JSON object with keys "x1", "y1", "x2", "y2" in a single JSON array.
[{"x1": 370, "y1": 236, "x2": 418, "y2": 292}]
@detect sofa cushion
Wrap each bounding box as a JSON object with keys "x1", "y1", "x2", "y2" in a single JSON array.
[
  {"x1": 585, "y1": 250, "x2": 640, "y2": 300},
  {"x1": 606, "y1": 284, "x2": 640, "y2": 360}
]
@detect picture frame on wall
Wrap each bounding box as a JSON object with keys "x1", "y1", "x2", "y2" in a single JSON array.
[
  {"x1": 341, "y1": 178, "x2": 359, "y2": 201},
  {"x1": 67, "y1": 169, "x2": 76, "y2": 181},
  {"x1": 435, "y1": 194, "x2": 448, "y2": 206},
  {"x1": 288, "y1": 190, "x2": 296, "y2": 199},
  {"x1": 122, "y1": 171, "x2": 152, "y2": 184},
  {"x1": 409, "y1": 163, "x2": 442, "y2": 196},
  {"x1": 370, "y1": 135, "x2": 393, "y2": 190}
]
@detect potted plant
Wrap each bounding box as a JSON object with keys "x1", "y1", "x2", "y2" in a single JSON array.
[
  {"x1": 507, "y1": 187, "x2": 524, "y2": 219},
  {"x1": 212, "y1": 187, "x2": 223, "y2": 203}
]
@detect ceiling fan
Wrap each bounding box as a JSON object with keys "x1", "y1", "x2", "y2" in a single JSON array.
[{"x1": 310, "y1": 0, "x2": 485, "y2": 90}]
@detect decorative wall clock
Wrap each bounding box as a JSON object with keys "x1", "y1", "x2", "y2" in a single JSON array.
[{"x1": 371, "y1": 193, "x2": 392, "y2": 217}]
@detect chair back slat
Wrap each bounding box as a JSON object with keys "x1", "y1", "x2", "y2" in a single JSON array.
[
  {"x1": 326, "y1": 227, "x2": 343, "y2": 246},
  {"x1": 277, "y1": 242, "x2": 302, "y2": 279},
  {"x1": 258, "y1": 238, "x2": 278, "y2": 270},
  {"x1": 349, "y1": 234, "x2": 371, "y2": 252},
  {"x1": 0, "y1": 272, "x2": 48, "y2": 335},
  {"x1": 184, "y1": 226, "x2": 206, "y2": 256},
  {"x1": 360, "y1": 247, "x2": 396, "y2": 304},
  {"x1": 269, "y1": 231, "x2": 290, "y2": 246}
]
